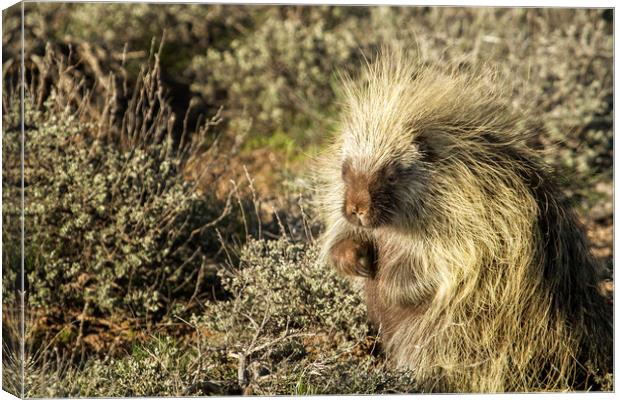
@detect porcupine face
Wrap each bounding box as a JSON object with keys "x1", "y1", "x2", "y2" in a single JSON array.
[{"x1": 340, "y1": 142, "x2": 428, "y2": 229}]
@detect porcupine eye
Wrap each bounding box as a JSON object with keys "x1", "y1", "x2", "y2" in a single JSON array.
[{"x1": 384, "y1": 162, "x2": 400, "y2": 184}]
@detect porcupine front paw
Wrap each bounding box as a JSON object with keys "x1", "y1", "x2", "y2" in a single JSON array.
[{"x1": 329, "y1": 238, "x2": 376, "y2": 278}]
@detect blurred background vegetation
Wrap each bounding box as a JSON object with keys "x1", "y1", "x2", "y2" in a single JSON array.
[{"x1": 2, "y1": 4, "x2": 613, "y2": 396}]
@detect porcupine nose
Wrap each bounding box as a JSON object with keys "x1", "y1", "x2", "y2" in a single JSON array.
[
  {"x1": 345, "y1": 198, "x2": 370, "y2": 226},
  {"x1": 348, "y1": 204, "x2": 366, "y2": 217},
  {"x1": 344, "y1": 181, "x2": 372, "y2": 226}
]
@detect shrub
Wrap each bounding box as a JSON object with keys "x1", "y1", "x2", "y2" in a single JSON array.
[
  {"x1": 196, "y1": 238, "x2": 418, "y2": 395},
  {"x1": 204, "y1": 238, "x2": 368, "y2": 343},
  {"x1": 21, "y1": 239, "x2": 418, "y2": 397},
  {"x1": 191, "y1": 6, "x2": 367, "y2": 144},
  {"x1": 1, "y1": 51, "x2": 242, "y2": 329}
]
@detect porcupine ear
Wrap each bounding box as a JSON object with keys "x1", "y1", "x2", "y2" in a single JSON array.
[
  {"x1": 341, "y1": 158, "x2": 353, "y2": 182},
  {"x1": 421, "y1": 137, "x2": 437, "y2": 163},
  {"x1": 412, "y1": 130, "x2": 440, "y2": 164}
]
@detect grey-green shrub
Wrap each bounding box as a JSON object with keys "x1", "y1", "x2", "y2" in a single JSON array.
[
  {"x1": 204, "y1": 238, "x2": 368, "y2": 342},
  {"x1": 11, "y1": 99, "x2": 212, "y2": 318},
  {"x1": 22, "y1": 239, "x2": 418, "y2": 397},
  {"x1": 1, "y1": 52, "x2": 241, "y2": 323},
  {"x1": 197, "y1": 238, "x2": 418, "y2": 395},
  {"x1": 191, "y1": 6, "x2": 367, "y2": 143}
]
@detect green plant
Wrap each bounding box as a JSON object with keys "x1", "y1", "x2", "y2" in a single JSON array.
[
  {"x1": 1, "y1": 50, "x2": 243, "y2": 328},
  {"x1": 195, "y1": 238, "x2": 418, "y2": 395}
]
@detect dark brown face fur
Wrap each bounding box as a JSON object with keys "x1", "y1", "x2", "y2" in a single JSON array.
[{"x1": 341, "y1": 158, "x2": 401, "y2": 228}]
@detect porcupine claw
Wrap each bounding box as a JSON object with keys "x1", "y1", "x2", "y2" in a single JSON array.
[
  {"x1": 356, "y1": 244, "x2": 377, "y2": 278},
  {"x1": 330, "y1": 238, "x2": 376, "y2": 278}
]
